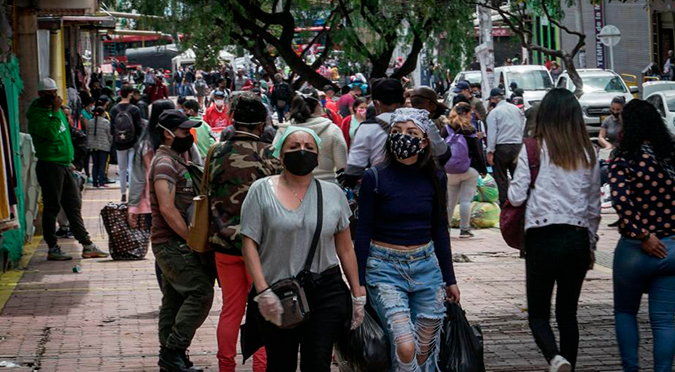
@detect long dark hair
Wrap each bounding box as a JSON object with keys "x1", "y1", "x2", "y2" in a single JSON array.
[
  {"x1": 290, "y1": 87, "x2": 320, "y2": 123},
  {"x1": 619, "y1": 99, "x2": 675, "y2": 162},
  {"x1": 144, "y1": 99, "x2": 175, "y2": 150},
  {"x1": 382, "y1": 127, "x2": 447, "y2": 224},
  {"x1": 534, "y1": 88, "x2": 596, "y2": 170}
]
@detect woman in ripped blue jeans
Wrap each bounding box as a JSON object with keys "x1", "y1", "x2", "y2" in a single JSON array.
[
  {"x1": 609, "y1": 99, "x2": 675, "y2": 372},
  {"x1": 355, "y1": 108, "x2": 460, "y2": 372}
]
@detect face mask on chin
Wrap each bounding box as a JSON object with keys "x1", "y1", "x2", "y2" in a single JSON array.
[{"x1": 215, "y1": 100, "x2": 225, "y2": 108}]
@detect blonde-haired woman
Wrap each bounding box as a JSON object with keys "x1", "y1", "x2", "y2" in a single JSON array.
[
  {"x1": 508, "y1": 88, "x2": 601, "y2": 372},
  {"x1": 445, "y1": 102, "x2": 487, "y2": 238}
]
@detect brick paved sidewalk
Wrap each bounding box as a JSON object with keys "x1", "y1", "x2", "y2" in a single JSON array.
[{"x1": 0, "y1": 178, "x2": 658, "y2": 371}]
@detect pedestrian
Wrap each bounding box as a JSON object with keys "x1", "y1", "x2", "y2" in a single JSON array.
[
  {"x1": 274, "y1": 88, "x2": 347, "y2": 184},
  {"x1": 337, "y1": 84, "x2": 360, "y2": 117},
  {"x1": 145, "y1": 75, "x2": 169, "y2": 103},
  {"x1": 550, "y1": 61, "x2": 563, "y2": 82},
  {"x1": 355, "y1": 107, "x2": 460, "y2": 371},
  {"x1": 28, "y1": 77, "x2": 109, "y2": 261},
  {"x1": 234, "y1": 68, "x2": 251, "y2": 91},
  {"x1": 609, "y1": 99, "x2": 675, "y2": 372},
  {"x1": 410, "y1": 85, "x2": 450, "y2": 129},
  {"x1": 445, "y1": 102, "x2": 488, "y2": 238},
  {"x1": 454, "y1": 81, "x2": 487, "y2": 122},
  {"x1": 128, "y1": 100, "x2": 175, "y2": 290},
  {"x1": 322, "y1": 84, "x2": 339, "y2": 113},
  {"x1": 240, "y1": 126, "x2": 365, "y2": 371},
  {"x1": 87, "y1": 106, "x2": 113, "y2": 189},
  {"x1": 110, "y1": 84, "x2": 143, "y2": 202},
  {"x1": 150, "y1": 109, "x2": 214, "y2": 372},
  {"x1": 183, "y1": 99, "x2": 214, "y2": 159},
  {"x1": 270, "y1": 73, "x2": 292, "y2": 123},
  {"x1": 204, "y1": 90, "x2": 230, "y2": 129},
  {"x1": 206, "y1": 93, "x2": 283, "y2": 372},
  {"x1": 339, "y1": 97, "x2": 367, "y2": 149},
  {"x1": 486, "y1": 87, "x2": 524, "y2": 205},
  {"x1": 208, "y1": 78, "x2": 230, "y2": 108},
  {"x1": 131, "y1": 88, "x2": 150, "y2": 120},
  {"x1": 508, "y1": 88, "x2": 601, "y2": 372},
  {"x1": 598, "y1": 96, "x2": 625, "y2": 151},
  {"x1": 194, "y1": 74, "x2": 209, "y2": 109}
]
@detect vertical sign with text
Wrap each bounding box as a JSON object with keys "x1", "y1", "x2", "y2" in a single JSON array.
[{"x1": 594, "y1": 2, "x2": 606, "y2": 69}]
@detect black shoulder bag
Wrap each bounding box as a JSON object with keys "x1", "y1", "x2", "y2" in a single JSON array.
[{"x1": 269, "y1": 179, "x2": 323, "y2": 329}]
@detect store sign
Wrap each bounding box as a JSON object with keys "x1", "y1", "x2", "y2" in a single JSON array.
[{"x1": 594, "y1": 3, "x2": 606, "y2": 69}]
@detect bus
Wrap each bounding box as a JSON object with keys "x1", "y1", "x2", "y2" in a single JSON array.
[{"x1": 103, "y1": 34, "x2": 174, "y2": 65}]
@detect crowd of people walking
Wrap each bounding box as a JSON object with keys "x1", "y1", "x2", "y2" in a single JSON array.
[{"x1": 30, "y1": 57, "x2": 675, "y2": 372}]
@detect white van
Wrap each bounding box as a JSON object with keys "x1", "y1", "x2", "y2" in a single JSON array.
[{"x1": 494, "y1": 65, "x2": 554, "y2": 109}]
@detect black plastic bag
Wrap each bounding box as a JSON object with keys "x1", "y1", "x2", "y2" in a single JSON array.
[
  {"x1": 335, "y1": 308, "x2": 391, "y2": 372},
  {"x1": 439, "y1": 303, "x2": 485, "y2": 372}
]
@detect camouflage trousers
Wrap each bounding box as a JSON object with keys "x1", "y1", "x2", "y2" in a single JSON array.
[{"x1": 153, "y1": 238, "x2": 215, "y2": 350}]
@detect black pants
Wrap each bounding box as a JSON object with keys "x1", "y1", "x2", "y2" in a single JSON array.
[
  {"x1": 526, "y1": 224, "x2": 590, "y2": 370},
  {"x1": 91, "y1": 150, "x2": 108, "y2": 187},
  {"x1": 36, "y1": 161, "x2": 92, "y2": 248},
  {"x1": 493, "y1": 144, "x2": 521, "y2": 205},
  {"x1": 255, "y1": 269, "x2": 350, "y2": 372}
]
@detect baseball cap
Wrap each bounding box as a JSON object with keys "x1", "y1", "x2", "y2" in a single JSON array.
[
  {"x1": 98, "y1": 95, "x2": 111, "y2": 102},
  {"x1": 322, "y1": 84, "x2": 336, "y2": 92},
  {"x1": 490, "y1": 88, "x2": 505, "y2": 98},
  {"x1": 158, "y1": 109, "x2": 201, "y2": 130},
  {"x1": 371, "y1": 78, "x2": 404, "y2": 105},
  {"x1": 38, "y1": 77, "x2": 58, "y2": 92},
  {"x1": 453, "y1": 81, "x2": 470, "y2": 93},
  {"x1": 411, "y1": 86, "x2": 448, "y2": 113}
]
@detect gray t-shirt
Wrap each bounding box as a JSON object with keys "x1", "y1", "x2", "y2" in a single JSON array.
[
  {"x1": 601, "y1": 115, "x2": 622, "y2": 147},
  {"x1": 241, "y1": 176, "x2": 351, "y2": 284}
]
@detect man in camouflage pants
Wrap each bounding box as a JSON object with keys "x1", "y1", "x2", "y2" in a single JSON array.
[{"x1": 206, "y1": 93, "x2": 283, "y2": 372}]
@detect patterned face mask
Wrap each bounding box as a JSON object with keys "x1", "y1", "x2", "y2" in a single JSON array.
[{"x1": 389, "y1": 133, "x2": 422, "y2": 160}]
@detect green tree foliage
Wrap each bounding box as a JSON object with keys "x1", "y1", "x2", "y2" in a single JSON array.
[{"x1": 119, "y1": 0, "x2": 475, "y2": 87}]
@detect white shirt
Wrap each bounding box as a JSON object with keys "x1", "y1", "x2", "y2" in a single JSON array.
[{"x1": 507, "y1": 141, "x2": 601, "y2": 244}]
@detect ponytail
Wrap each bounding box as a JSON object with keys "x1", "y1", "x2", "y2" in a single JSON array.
[{"x1": 289, "y1": 88, "x2": 320, "y2": 123}]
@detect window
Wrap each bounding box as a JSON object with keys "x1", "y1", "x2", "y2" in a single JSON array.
[
  {"x1": 580, "y1": 76, "x2": 628, "y2": 94},
  {"x1": 647, "y1": 95, "x2": 666, "y2": 117},
  {"x1": 506, "y1": 70, "x2": 553, "y2": 90},
  {"x1": 459, "y1": 72, "x2": 482, "y2": 84},
  {"x1": 666, "y1": 96, "x2": 675, "y2": 113}
]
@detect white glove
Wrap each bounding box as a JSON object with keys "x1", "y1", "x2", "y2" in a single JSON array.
[
  {"x1": 254, "y1": 289, "x2": 284, "y2": 327},
  {"x1": 351, "y1": 295, "x2": 367, "y2": 330}
]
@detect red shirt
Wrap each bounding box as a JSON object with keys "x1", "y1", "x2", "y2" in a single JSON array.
[
  {"x1": 145, "y1": 84, "x2": 169, "y2": 103},
  {"x1": 203, "y1": 104, "x2": 231, "y2": 128}
]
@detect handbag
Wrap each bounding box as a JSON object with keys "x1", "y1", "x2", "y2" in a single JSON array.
[
  {"x1": 100, "y1": 203, "x2": 150, "y2": 260},
  {"x1": 269, "y1": 179, "x2": 323, "y2": 329},
  {"x1": 499, "y1": 138, "x2": 541, "y2": 250},
  {"x1": 186, "y1": 145, "x2": 217, "y2": 253}
]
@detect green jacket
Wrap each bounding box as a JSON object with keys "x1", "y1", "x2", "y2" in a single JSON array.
[
  {"x1": 189, "y1": 116, "x2": 215, "y2": 159},
  {"x1": 27, "y1": 99, "x2": 74, "y2": 166}
]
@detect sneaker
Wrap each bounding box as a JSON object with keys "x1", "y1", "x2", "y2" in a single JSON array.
[
  {"x1": 100, "y1": 184, "x2": 109, "y2": 188},
  {"x1": 47, "y1": 246, "x2": 73, "y2": 261},
  {"x1": 82, "y1": 243, "x2": 109, "y2": 259},
  {"x1": 608, "y1": 220, "x2": 620, "y2": 227},
  {"x1": 549, "y1": 355, "x2": 572, "y2": 372},
  {"x1": 55, "y1": 228, "x2": 74, "y2": 239},
  {"x1": 459, "y1": 229, "x2": 474, "y2": 239},
  {"x1": 121, "y1": 194, "x2": 127, "y2": 203}
]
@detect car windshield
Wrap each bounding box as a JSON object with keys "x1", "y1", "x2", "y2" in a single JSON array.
[
  {"x1": 506, "y1": 70, "x2": 552, "y2": 90},
  {"x1": 667, "y1": 96, "x2": 675, "y2": 112},
  {"x1": 575, "y1": 76, "x2": 627, "y2": 93},
  {"x1": 459, "y1": 72, "x2": 482, "y2": 84}
]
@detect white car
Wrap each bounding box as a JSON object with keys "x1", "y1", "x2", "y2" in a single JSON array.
[
  {"x1": 555, "y1": 69, "x2": 635, "y2": 136},
  {"x1": 494, "y1": 65, "x2": 553, "y2": 109},
  {"x1": 443, "y1": 70, "x2": 482, "y2": 107},
  {"x1": 644, "y1": 81, "x2": 675, "y2": 135}
]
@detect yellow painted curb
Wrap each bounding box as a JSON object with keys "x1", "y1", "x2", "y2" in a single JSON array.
[{"x1": 0, "y1": 236, "x2": 41, "y2": 315}]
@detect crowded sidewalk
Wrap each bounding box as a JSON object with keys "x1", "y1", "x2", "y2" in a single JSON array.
[{"x1": 0, "y1": 171, "x2": 655, "y2": 372}]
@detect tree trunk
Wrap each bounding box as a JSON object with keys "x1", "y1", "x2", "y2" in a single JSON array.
[
  {"x1": 563, "y1": 53, "x2": 584, "y2": 98},
  {"x1": 274, "y1": 44, "x2": 333, "y2": 89}
]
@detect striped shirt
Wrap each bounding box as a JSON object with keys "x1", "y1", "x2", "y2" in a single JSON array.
[{"x1": 149, "y1": 146, "x2": 196, "y2": 244}]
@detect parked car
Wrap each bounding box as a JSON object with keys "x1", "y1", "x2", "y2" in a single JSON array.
[
  {"x1": 644, "y1": 81, "x2": 675, "y2": 135},
  {"x1": 443, "y1": 70, "x2": 482, "y2": 107},
  {"x1": 555, "y1": 69, "x2": 636, "y2": 136},
  {"x1": 494, "y1": 65, "x2": 553, "y2": 109}
]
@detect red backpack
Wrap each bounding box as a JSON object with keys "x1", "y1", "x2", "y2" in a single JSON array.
[{"x1": 500, "y1": 138, "x2": 541, "y2": 250}]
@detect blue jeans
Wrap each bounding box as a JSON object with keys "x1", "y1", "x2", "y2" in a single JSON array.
[
  {"x1": 366, "y1": 242, "x2": 446, "y2": 372},
  {"x1": 614, "y1": 236, "x2": 675, "y2": 372}
]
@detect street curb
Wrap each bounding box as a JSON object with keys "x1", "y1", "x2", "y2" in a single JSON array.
[{"x1": 0, "y1": 236, "x2": 41, "y2": 315}]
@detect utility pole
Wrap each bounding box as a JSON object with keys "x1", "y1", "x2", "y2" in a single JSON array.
[
  {"x1": 575, "y1": 1, "x2": 587, "y2": 68},
  {"x1": 476, "y1": 4, "x2": 495, "y2": 100}
]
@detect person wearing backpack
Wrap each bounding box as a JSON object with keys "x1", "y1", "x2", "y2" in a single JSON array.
[
  {"x1": 87, "y1": 106, "x2": 113, "y2": 188},
  {"x1": 270, "y1": 73, "x2": 292, "y2": 123},
  {"x1": 444, "y1": 102, "x2": 487, "y2": 238},
  {"x1": 507, "y1": 89, "x2": 600, "y2": 372},
  {"x1": 110, "y1": 84, "x2": 143, "y2": 202}
]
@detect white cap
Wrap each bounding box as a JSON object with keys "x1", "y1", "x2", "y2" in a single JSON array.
[{"x1": 38, "y1": 77, "x2": 57, "y2": 91}]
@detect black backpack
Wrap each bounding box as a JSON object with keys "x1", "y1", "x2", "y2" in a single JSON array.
[{"x1": 114, "y1": 106, "x2": 136, "y2": 145}]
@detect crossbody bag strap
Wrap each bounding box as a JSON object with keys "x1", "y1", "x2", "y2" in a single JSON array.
[
  {"x1": 303, "y1": 179, "x2": 323, "y2": 272},
  {"x1": 201, "y1": 144, "x2": 217, "y2": 195},
  {"x1": 523, "y1": 138, "x2": 541, "y2": 193}
]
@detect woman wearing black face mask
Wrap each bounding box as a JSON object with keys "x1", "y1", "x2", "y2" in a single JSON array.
[
  {"x1": 240, "y1": 126, "x2": 365, "y2": 372},
  {"x1": 599, "y1": 96, "x2": 625, "y2": 151},
  {"x1": 355, "y1": 108, "x2": 459, "y2": 371}
]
